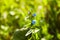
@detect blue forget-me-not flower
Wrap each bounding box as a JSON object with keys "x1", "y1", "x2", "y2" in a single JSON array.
[
  {"x1": 32, "y1": 20, "x2": 36, "y2": 24},
  {"x1": 32, "y1": 13, "x2": 36, "y2": 17}
]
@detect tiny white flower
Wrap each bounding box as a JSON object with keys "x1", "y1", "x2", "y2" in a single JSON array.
[
  {"x1": 1, "y1": 25, "x2": 5, "y2": 29},
  {"x1": 10, "y1": 11, "x2": 15, "y2": 15},
  {"x1": 38, "y1": 6, "x2": 43, "y2": 10},
  {"x1": 3, "y1": 12, "x2": 7, "y2": 19},
  {"x1": 15, "y1": 29, "x2": 20, "y2": 31},
  {"x1": 1, "y1": 25, "x2": 9, "y2": 31},
  {"x1": 41, "y1": 38, "x2": 46, "y2": 40},
  {"x1": 28, "y1": 11, "x2": 31, "y2": 14},
  {"x1": 15, "y1": 15, "x2": 19, "y2": 19}
]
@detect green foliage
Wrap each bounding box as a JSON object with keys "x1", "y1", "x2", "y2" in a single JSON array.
[
  {"x1": 0, "y1": 0, "x2": 60, "y2": 40},
  {"x1": 13, "y1": 29, "x2": 28, "y2": 40}
]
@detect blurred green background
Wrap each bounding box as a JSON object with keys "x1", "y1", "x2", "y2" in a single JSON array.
[{"x1": 0, "y1": 0, "x2": 60, "y2": 40}]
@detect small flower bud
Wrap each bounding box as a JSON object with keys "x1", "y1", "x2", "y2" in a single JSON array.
[{"x1": 32, "y1": 13, "x2": 36, "y2": 17}]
